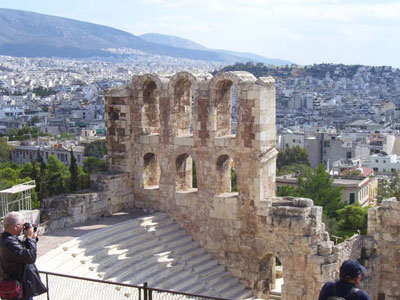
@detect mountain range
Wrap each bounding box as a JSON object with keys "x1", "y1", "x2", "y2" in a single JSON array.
[{"x1": 0, "y1": 8, "x2": 291, "y2": 65}]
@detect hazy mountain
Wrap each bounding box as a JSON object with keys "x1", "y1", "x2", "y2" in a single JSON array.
[
  {"x1": 0, "y1": 8, "x2": 290, "y2": 65},
  {"x1": 140, "y1": 33, "x2": 292, "y2": 66},
  {"x1": 140, "y1": 33, "x2": 207, "y2": 51}
]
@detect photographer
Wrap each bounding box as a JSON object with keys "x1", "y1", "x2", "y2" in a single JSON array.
[{"x1": 0, "y1": 211, "x2": 47, "y2": 300}]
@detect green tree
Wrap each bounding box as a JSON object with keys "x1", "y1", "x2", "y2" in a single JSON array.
[
  {"x1": 83, "y1": 156, "x2": 107, "y2": 174},
  {"x1": 277, "y1": 146, "x2": 309, "y2": 171},
  {"x1": 18, "y1": 162, "x2": 33, "y2": 179},
  {"x1": 39, "y1": 156, "x2": 48, "y2": 199},
  {"x1": 83, "y1": 140, "x2": 107, "y2": 158},
  {"x1": 278, "y1": 163, "x2": 313, "y2": 176},
  {"x1": 276, "y1": 185, "x2": 299, "y2": 197},
  {"x1": 46, "y1": 154, "x2": 70, "y2": 196},
  {"x1": 231, "y1": 168, "x2": 237, "y2": 192},
  {"x1": 0, "y1": 168, "x2": 18, "y2": 190},
  {"x1": 297, "y1": 164, "x2": 344, "y2": 218},
  {"x1": 59, "y1": 132, "x2": 74, "y2": 140},
  {"x1": 69, "y1": 149, "x2": 79, "y2": 192},
  {"x1": 0, "y1": 137, "x2": 12, "y2": 163},
  {"x1": 335, "y1": 205, "x2": 369, "y2": 240}
]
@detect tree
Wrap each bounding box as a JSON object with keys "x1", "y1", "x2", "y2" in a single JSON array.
[
  {"x1": 277, "y1": 146, "x2": 309, "y2": 171},
  {"x1": 335, "y1": 205, "x2": 369, "y2": 240},
  {"x1": 276, "y1": 185, "x2": 299, "y2": 197},
  {"x1": 278, "y1": 163, "x2": 313, "y2": 176},
  {"x1": 46, "y1": 154, "x2": 70, "y2": 196},
  {"x1": 83, "y1": 140, "x2": 107, "y2": 158},
  {"x1": 83, "y1": 156, "x2": 107, "y2": 174},
  {"x1": 69, "y1": 149, "x2": 79, "y2": 192},
  {"x1": 297, "y1": 164, "x2": 344, "y2": 218},
  {"x1": 0, "y1": 137, "x2": 12, "y2": 163},
  {"x1": 59, "y1": 132, "x2": 74, "y2": 140}
]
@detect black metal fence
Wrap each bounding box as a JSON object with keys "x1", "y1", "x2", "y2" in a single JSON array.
[{"x1": 37, "y1": 271, "x2": 231, "y2": 300}]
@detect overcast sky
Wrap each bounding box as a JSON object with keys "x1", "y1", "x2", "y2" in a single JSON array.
[{"x1": 1, "y1": 0, "x2": 400, "y2": 67}]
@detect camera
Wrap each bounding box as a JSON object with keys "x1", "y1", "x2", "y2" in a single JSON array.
[{"x1": 23, "y1": 223, "x2": 38, "y2": 232}]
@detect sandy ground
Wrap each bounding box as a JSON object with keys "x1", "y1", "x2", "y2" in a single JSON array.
[{"x1": 37, "y1": 208, "x2": 150, "y2": 257}]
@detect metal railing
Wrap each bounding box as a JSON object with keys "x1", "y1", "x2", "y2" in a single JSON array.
[{"x1": 38, "y1": 271, "x2": 231, "y2": 300}]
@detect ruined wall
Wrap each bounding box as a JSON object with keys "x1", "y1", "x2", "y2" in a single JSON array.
[
  {"x1": 40, "y1": 172, "x2": 134, "y2": 231},
  {"x1": 103, "y1": 71, "x2": 399, "y2": 300},
  {"x1": 366, "y1": 199, "x2": 400, "y2": 300}
]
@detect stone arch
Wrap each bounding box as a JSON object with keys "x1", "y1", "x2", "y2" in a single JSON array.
[
  {"x1": 210, "y1": 72, "x2": 241, "y2": 137},
  {"x1": 216, "y1": 154, "x2": 237, "y2": 195},
  {"x1": 168, "y1": 72, "x2": 199, "y2": 137},
  {"x1": 209, "y1": 71, "x2": 257, "y2": 137},
  {"x1": 143, "y1": 152, "x2": 160, "y2": 188},
  {"x1": 176, "y1": 153, "x2": 197, "y2": 192},
  {"x1": 140, "y1": 74, "x2": 162, "y2": 135},
  {"x1": 256, "y1": 253, "x2": 286, "y2": 299}
]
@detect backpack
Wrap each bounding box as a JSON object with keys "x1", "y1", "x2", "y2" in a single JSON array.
[
  {"x1": 327, "y1": 283, "x2": 360, "y2": 300},
  {"x1": 0, "y1": 280, "x2": 23, "y2": 299}
]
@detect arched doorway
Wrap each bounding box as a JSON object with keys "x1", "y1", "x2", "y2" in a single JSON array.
[{"x1": 257, "y1": 254, "x2": 284, "y2": 298}]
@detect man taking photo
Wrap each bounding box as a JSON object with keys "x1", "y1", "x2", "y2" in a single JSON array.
[{"x1": 0, "y1": 211, "x2": 47, "y2": 300}]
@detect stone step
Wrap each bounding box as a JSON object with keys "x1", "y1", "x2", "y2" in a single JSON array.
[
  {"x1": 269, "y1": 291, "x2": 282, "y2": 300},
  {"x1": 211, "y1": 276, "x2": 239, "y2": 295},
  {"x1": 199, "y1": 263, "x2": 225, "y2": 278},
  {"x1": 218, "y1": 280, "x2": 247, "y2": 298},
  {"x1": 38, "y1": 212, "x2": 258, "y2": 299},
  {"x1": 192, "y1": 257, "x2": 219, "y2": 273},
  {"x1": 175, "y1": 245, "x2": 205, "y2": 262},
  {"x1": 167, "y1": 273, "x2": 201, "y2": 293},
  {"x1": 228, "y1": 288, "x2": 254, "y2": 300},
  {"x1": 100, "y1": 244, "x2": 167, "y2": 280},
  {"x1": 149, "y1": 265, "x2": 192, "y2": 288},
  {"x1": 204, "y1": 269, "x2": 232, "y2": 286}
]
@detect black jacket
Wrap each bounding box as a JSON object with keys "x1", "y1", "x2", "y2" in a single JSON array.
[{"x1": 0, "y1": 232, "x2": 47, "y2": 299}]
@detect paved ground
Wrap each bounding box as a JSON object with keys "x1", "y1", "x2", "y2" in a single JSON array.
[{"x1": 37, "y1": 208, "x2": 150, "y2": 257}]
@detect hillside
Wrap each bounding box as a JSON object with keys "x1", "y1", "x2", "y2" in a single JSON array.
[{"x1": 140, "y1": 33, "x2": 292, "y2": 66}]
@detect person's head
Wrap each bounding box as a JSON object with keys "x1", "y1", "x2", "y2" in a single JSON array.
[
  {"x1": 339, "y1": 259, "x2": 367, "y2": 286},
  {"x1": 3, "y1": 211, "x2": 24, "y2": 236}
]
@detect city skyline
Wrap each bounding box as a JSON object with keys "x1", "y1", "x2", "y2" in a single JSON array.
[{"x1": 1, "y1": 0, "x2": 400, "y2": 67}]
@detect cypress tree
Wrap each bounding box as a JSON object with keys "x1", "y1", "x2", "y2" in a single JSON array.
[{"x1": 69, "y1": 149, "x2": 79, "y2": 191}]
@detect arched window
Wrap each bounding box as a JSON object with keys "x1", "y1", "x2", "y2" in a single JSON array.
[
  {"x1": 173, "y1": 79, "x2": 193, "y2": 136},
  {"x1": 142, "y1": 80, "x2": 160, "y2": 135},
  {"x1": 216, "y1": 155, "x2": 238, "y2": 195},
  {"x1": 176, "y1": 154, "x2": 196, "y2": 192},
  {"x1": 214, "y1": 80, "x2": 238, "y2": 137},
  {"x1": 143, "y1": 153, "x2": 160, "y2": 188}
]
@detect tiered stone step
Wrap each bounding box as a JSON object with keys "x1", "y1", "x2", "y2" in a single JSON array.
[
  {"x1": 269, "y1": 291, "x2": 282, "y2": 300},
  {"x1": 38, "y1": 212, "x2": 255, "y2": 299}
]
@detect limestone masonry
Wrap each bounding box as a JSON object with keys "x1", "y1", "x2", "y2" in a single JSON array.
[{"x1": 45, "y1": 71, "x2": 400, "y2": 300}]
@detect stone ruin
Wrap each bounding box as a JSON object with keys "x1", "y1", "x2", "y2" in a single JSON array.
[{"x1": 96, "y1": 71, "x2": 399, "y2": 299}]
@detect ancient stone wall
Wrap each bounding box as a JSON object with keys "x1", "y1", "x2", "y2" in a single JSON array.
[
  {"x1": 365, "y1": 199, "x2": 400, "y2": 300},
  {"x1": 40, "y1": 172, "x2": 134, "y2": 231},
  {"x1": 103, "y1": 71, "x2": 400, "y2": 300}
]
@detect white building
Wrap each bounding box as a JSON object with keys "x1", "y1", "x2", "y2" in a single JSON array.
[{"x1": 364, "y1": 153, "x2": 400, "y2": 175}]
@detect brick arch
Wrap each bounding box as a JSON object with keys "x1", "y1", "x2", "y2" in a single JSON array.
[
  {"x1": 135, "y1": 74, "x2": 164, "y2": 135},
  {"x1": 142, "y1": 152, "x2": 160, "y2": 188},
  {"x1": 215, "y1": 153, "x2": 238, "y2": 195},
  {"x1": 209, "y1": 71, "x2": 257, "y2": 137},
  {"x1": 175, "y1": 153, "x2": 197, "y2": 192},
  {"x1": 168, "y1": 72, "x2": 199, "y2": 137}
]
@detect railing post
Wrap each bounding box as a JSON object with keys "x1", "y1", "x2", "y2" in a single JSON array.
[
  {"x1": 45, "y1": 273, "x2": 50, "y2": 300},
  {"x1": 143, "y1": 282, "x2": 148, "y2": 300}
]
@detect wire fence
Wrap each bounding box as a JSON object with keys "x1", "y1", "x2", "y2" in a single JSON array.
[{"x1": 37, "y1": 271, "x2": 231, "y2": 300}]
